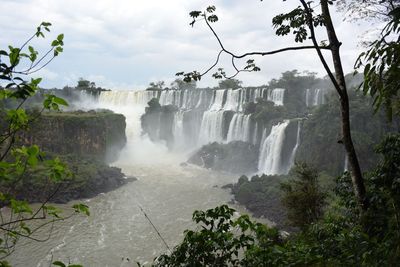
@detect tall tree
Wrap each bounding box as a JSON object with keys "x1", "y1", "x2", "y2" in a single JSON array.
[
  {"x1": 177, "y1": 1, "x2": 369, "y2": 210},
  {"x1": 218, "y1": 78, "x2": 242, "y2": 89}
]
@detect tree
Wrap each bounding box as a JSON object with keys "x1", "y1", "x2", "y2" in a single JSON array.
[
  {"x1": 170, "y1": 78, "x2": 196, "y2": 90},
  {"x1": 177, "y1": 1, "x2": 369, "y2": 211},
  {"x1": 0, "y1": 23, "x2": 88, "y2": 265},
  {"x1": 147, "y1": 80, "x2": 165, "y2": 90},
  {"x1": 281, "y1": 163, "x2": 326, "y2": 229},
  {"x1": 354, "y1": 4, "x2": 400, "y2": 120},
  {"x1": 336, "y1": 0, "x2": 399, "y2": 22},
  {"x1": 155, "y1": 205, "x2": 279, "y2": 266},
  {"x1": 217, "y1": 78, "x2": 242, "y2": 89},
  {"x1": 76, "y1": 78, "x2": 91, "y2": 88}
]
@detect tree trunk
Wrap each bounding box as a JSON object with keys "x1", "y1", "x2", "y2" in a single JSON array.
[{"x1": 320, "y1": 0, "x2": 369, "y2": 210}]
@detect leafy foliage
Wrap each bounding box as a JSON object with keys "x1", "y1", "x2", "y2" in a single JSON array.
[
  {"x1": 356, "y1": 6, "x2": 400, "y2": 120},
  {"x1": 281, "y1": 163, "x2": 327, "y2": 228},
  {"x1": 155, "y1": 205, "x2": 279, "y2": 267},
  {"x1": 0, "y1": 24, "x2": 89, "y2": 264},
  {"x1": 156, "y1": 134, "x2": 400, "y2": 266},
  {"x1": 217, "y1": 79, "x2": 242, "y2": 89}
]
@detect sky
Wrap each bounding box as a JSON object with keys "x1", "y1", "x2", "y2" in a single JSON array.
[{"x1": 0, "y1": 0, "x2": 379, "y2": 90}]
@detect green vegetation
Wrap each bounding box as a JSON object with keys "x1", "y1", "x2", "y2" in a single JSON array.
[
  {"x1": 0, "y1": 23, "x2": 88, "y2": 266},
  {"x1": 297, "y1": 90, "x2": 399, "y2": 176},
  {"x1": 217, "y1": 78, "x2": 242, "y2": 89},
  {"x1": 281, "y1": 163, "x2": 326, "y2": 229},
  {"x1": 227, "y1": 174, "x2": 288, "y2": 227},
  {"x1": 170, "y1": 78, "x2": 197, "y2": 90},
  {"x1": 21, "y1": 110, "x2": 127, "y2": 162},
  {"x1": 1, "y1": 153, "x2": 129, "y2": 204},
  {"x1": 146, "y1": 81, "x2": 166, "y2": 91},
  {"x1": 188, "y1": 141, "x2": 259, "y2": 174},
  {"x1": 158, "y1": 135, "x2": 400, "y2": 265}
]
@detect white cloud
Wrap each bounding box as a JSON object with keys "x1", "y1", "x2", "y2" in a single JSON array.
[{"x1": 0, "y1": 0, "x2": 380, "y2": 89}]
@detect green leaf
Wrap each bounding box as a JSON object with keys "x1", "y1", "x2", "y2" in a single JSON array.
[
  {"x1": 73, "y1": 203, "x2": 90, "y2": 216},
  {"x1": 53, "y1": 96, "x2": 69, "y2": 106},
  {"x1": 52, "y1": 261, "x2": 66, "y2": 267},
  {"x1": 57, "y1": 34, "x2": 64, "y2": 41},
  {"x1": 41, "y1": 21, "x2": 52, "y2": 27},
  {"x1": 189, "y1": 11, "x2": 202, "y2": 18}
]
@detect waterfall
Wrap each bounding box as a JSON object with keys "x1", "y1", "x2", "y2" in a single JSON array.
[
  {"x1": 98, "y1": 90, "x2": 158, "y2": 106},
  {"x1": 173, "y1": 111, "x2": 185, "y2": 150},
  {"x1": 198, "y1": 110, "x2": 225, "y2": 145},
  {"x1": 258, "y1": 120, "x2": 290, "y2": 175},
  {"x1": 306, "y1": 88, "x2": 326, "y2": 107},
  {"x1": 267, "y1": 88, "x2": 285, "y2": 106},
  {"x1": 226, "y1": 114, "x2": 251, "y2": 142},
  {"x1": 306, "y1": 89, "x2": 311, "y2": 107},
  {"x1": 195, "y1": 90, "x2": 203, "y2": 108},
  {"x1": 287, "y1": 120, "x2": 301, "y2": 172},
  {"x1": 209, "y1": 90, "x2": 226, "y2": 111},
  {"x1": 344, "y1": 155, "x2": 349, "y2": 172},
  {"x1": 224, "y1": 89, "x2": 241, "y2": 111},
  {"x1": 159, "y1": 90, "x2": 175, "y2": 106},
  {"x1": 252, "y1": 122, "x2": 258, "y2": 145},
  {"x1": 95, "y1": 87, "x2": 296, "y2": 156}
]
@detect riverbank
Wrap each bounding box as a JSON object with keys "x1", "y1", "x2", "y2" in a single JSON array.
[{"x1": 4, "y1": 154, "x2": 136, "y2": 204}]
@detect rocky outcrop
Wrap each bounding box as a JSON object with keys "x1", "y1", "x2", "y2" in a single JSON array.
[
  {"x1": 140, "y1": 99, "x2": 178, "y2": 148},
  {"x1": 7, "y1": 154, "x2": 136, "y2": 204},
  {"x1": 21, "y1": 110, "x2": 126, "y2": 162},
  {"x1": 224, "y1": 174, "x2": 289, "y2": 229},
  {"x1": 188, "y1": 141, "x2": 258, "y2": 174}
]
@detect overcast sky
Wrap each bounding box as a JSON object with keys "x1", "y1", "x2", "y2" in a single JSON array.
[{"x1": 1, "y1": 0, "x2": 378, "y2": 90}]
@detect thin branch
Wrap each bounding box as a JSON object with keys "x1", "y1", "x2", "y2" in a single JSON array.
[
  {"x1": 195, "y1": 10, "x2": 332, "y2": 82},
  {"x1": 15, "y1": 47, "x2": 54, "y2": 74},
  {"x1": 201, "y1": 50, "x2": 223, "y2": 76},
  {"x1": 203, "y1": 12, "x2": 330, "y2": 59},
  {"x1": 0, "y1": 183, "x2": 63, "y2": 227},
  {"x1": 299, "y1": 0, "x2": 343, "y2": 97}
]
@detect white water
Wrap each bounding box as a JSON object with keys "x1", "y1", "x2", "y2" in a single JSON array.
[
  {"x1": 8, "y1": 90, "x2": 248, "y2": 266},
  {"x1": 287, "y1": 120, "x2": 301, "y2": 172},
  {"x1": 209, "y1": 89, "x2": 225, "y2": 111},
  {"x1": 306, "y1": 88, "x2": 326, "y2": 107},
  {"x1": 258, "y1": 120, "x2": 290, "y2": 175},
  {"x1": 344, "y1": 155, "x2": 349, "y2": 171},
  {"x1": 226, "y1": 113, "x2": 251, "y2": 143},
  {"x1": 198, "y1": 110, "x2": 225, "y2": 145},
  {"x1": 267, "y1": 88, "x2": 285, "y2": 106},
  {"x1": 224, "y1": 89, "x2": 241, "y2": 111}
]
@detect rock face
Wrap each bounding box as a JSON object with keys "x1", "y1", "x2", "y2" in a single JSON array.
[
  {"x1": 21, "y1": 110, "x2": 126, "y2": 162},
  {"x1": 6, "y1": 110, "x2": 131, "y2": 203},
  {"x1": 188, "y1": 141, "x2": 259, "y2": 174},
  {"x1": 140, "y1": 99, "x2": 177, "y2": 149},
  {"x1": 9, "y1": 155, "x2": 136, "y2": 204},
  {"x1": 226, "y1": 174, "x2": 290, "y2": 230}
]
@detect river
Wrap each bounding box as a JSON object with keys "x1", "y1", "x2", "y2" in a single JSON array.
[
  {"x1": 9, "y1": 158, "x2": 240, "y2": 266},
  {"x1": 8, "y1": 89, "x2": 269, "y2": 266}
]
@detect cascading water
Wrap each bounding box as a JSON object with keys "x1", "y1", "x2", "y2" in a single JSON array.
[
  {"x1": 306, "y1": 88, "x2": 326, "y2": 106},
  {"x1": 198, "y1": 110, "x2": 226, "y2": 145},
  {"x1": 226, "y1": 114, "x2": 251, "y2": 142},
  {"x1": 344, "y1": 155, "x2": 349, "y2": 171},
  {"x1": 224, "y1": 89, "x2": 241, "y2": 111},
  {"x1": 258, "y1": 120, "x2": 290, "y2": 175},
  {"x1": 286, "y1": 120, "x2": 301, "y2": 172},
  {"x1": 209, "y1": 89, "x2": 226, "y2": 110},
  {"x1": 267, "y1": 88, "x2": 285, "y2": 106}
]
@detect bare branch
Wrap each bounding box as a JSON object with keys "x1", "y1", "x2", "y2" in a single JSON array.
[{"x1": 201, "y1": 50, "x2": 223, "y2": 76}]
